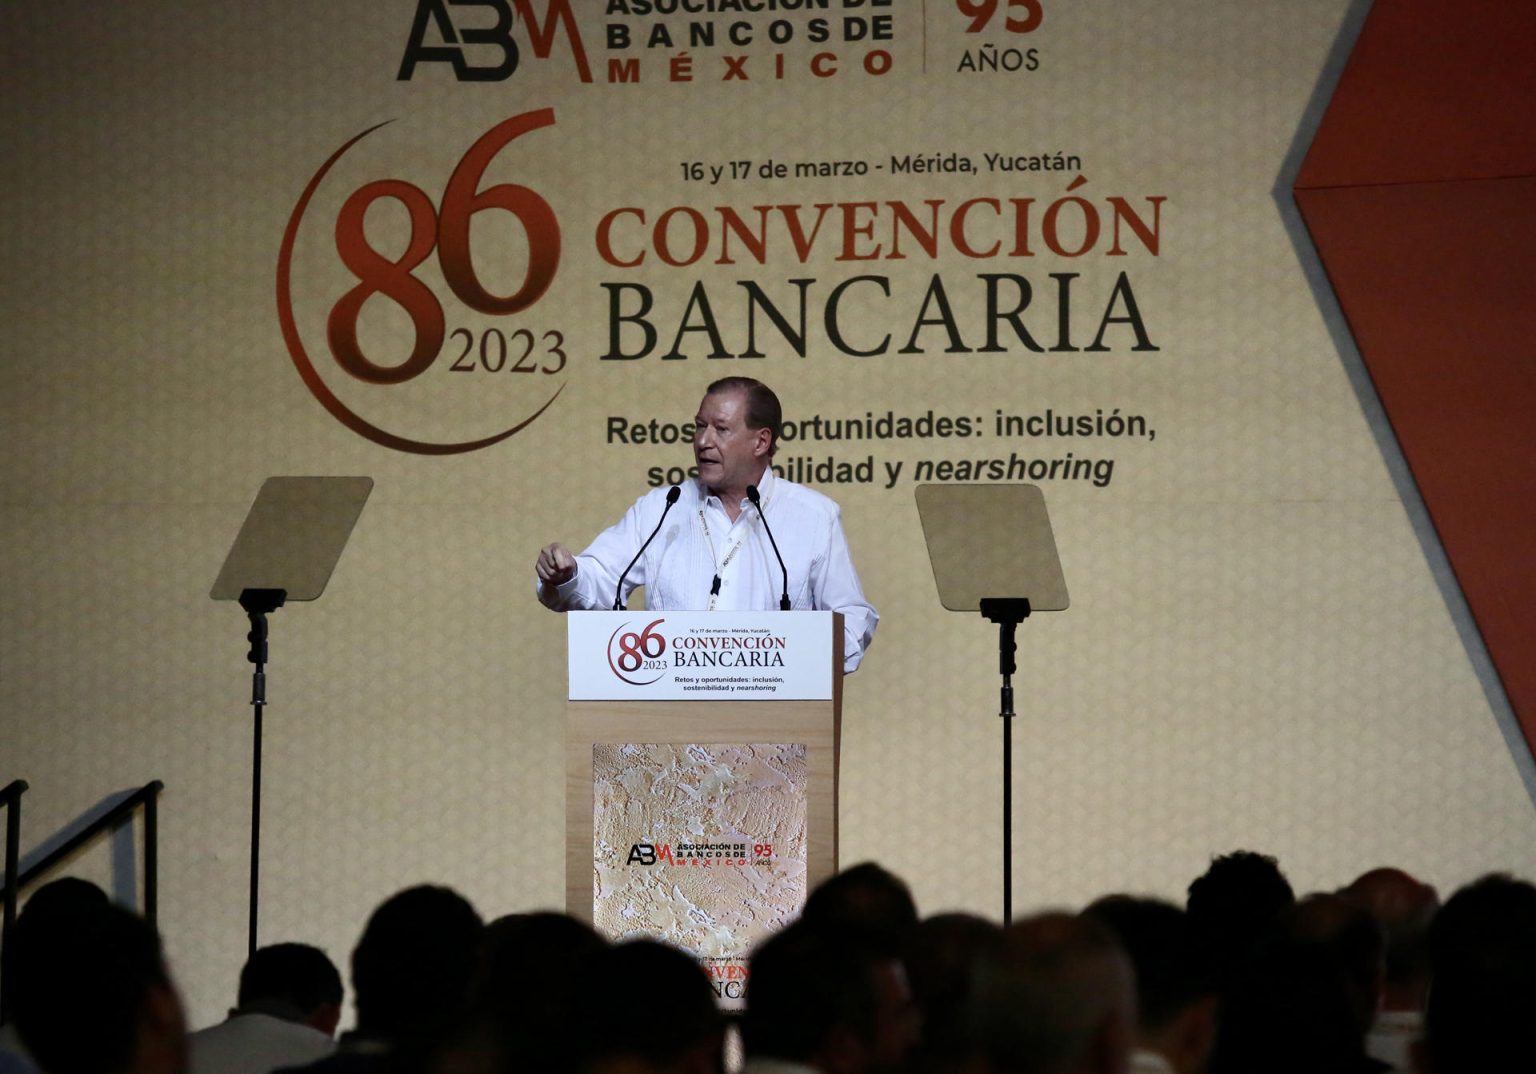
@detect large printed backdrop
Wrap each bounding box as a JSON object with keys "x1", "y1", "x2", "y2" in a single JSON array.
[{"x1": 5, "y1": 0, "x2": 1535, "y2": 1026}]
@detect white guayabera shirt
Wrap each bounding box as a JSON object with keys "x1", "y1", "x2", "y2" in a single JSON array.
[{"x1": 538, "y1": 467, "x2": 878, "y2": 673}]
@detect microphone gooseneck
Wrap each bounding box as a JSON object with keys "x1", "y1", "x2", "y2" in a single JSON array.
[
  {"x1": 613, "y1": 485, "x2": 681, "y2": 610},
  {"x1": 746, "y1": 484, "x2": 791, "y2": 611}
]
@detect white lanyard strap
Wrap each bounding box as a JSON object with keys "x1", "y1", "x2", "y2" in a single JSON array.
[{"x1": 698, "y1": 504, "x2": 758, "y2": 612}]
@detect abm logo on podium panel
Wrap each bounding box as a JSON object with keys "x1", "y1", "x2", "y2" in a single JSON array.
[{"x1": 625, "y1": 841, "x2": 773, "y2": 867}]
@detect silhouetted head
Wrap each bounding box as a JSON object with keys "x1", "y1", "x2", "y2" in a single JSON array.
[
  {"x1": 744, "y1": 919, "x2": 919, "y2": 1074},
  {"x1": 1186, "y1": 850, "x2": 1294, "y2": 980},
  {"x1": 10, "y1": 899, "x2": 186, "y2": 1074},
  {"x1": 1289, "y1": 894, "x2": 1384, "y2": 1037},
  {"x1": 904, "y1": 913, "x2": 1002, "y2": 1071},
  {"x1": 469, "y1": 911, "x2": 608, "y2": 1024},
  {"x1": 236, "y1": 942, "x2": 343, "y2": 1036},
  {"x1": 576, "y1": 940, "x2": 726, "y2": 1074},
  {"x1": 1084, "y1": 896, "x2": 1212, "y2": 1036},
  {"x1": 350, "y1": 884, "x2": 483, "y2": 1046},
  {"x1": 1341, "y1": 866, "x2": 1437, "y2": 1000},
  {"x1": 1421, "y1": 873, "x2": 1536, "y2": 1074},
  {"x1": 970, "y1": 912, "x2": 1135, "y2": 1074},
  {"x1": 1205, "y1": 894, "x2": 1382, "y2": 1074},
  {"x1": 801, "y1": 862, "x2": 919, "y2": 955}
]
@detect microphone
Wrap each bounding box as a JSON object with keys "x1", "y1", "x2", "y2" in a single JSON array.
[
  {"x1": 746, "y1": 485, "x2": 790, "y2": 610},
  {"x1": 613, "y1": 485, "x2": 681, "y2": 610}
]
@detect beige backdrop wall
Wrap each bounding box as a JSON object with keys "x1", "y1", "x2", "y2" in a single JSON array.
[{"x1": 4, "y1": 0, "x2": 1535, "y2": 1028}]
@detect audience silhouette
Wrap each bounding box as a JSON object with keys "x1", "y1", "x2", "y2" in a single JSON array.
[{"x1": 5, "y1": 854, "x2": 1531, "y2": 1074}]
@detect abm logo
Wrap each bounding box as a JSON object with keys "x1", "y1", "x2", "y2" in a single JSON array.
[
  {"x1": 627, "y1": 843, "x2": 661, "y2": 866},
  {"x1": 399, "y1": 0, "x2": 593, "y2": 82}
]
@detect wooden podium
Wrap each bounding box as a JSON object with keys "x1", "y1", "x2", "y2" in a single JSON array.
[{"x1": 565, "y1": 610, "x2": 843, "y2": 992}]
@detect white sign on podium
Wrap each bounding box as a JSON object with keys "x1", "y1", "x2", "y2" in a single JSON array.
[{"x1": 566, "y1": 610, "x2": 836, "y2": 701}]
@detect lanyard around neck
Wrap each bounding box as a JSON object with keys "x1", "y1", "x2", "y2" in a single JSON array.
[{"x1": 698, "y1": 496, "x2": 764, "y2": 611}]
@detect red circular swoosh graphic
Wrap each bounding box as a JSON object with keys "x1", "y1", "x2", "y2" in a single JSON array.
[
  {"x1": 607, "y1": 619, "x2": 667, "y2": 686},
  {"x1": 276, "y1": 121, "x2": 564, "y2": 455}
]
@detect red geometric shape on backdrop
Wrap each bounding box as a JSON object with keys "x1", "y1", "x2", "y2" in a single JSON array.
[{"x1": 1294, "y1": 4, "x2": 1536, "y2": 757}]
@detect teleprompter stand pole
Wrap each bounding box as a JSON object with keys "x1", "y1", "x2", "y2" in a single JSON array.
[
  {"x1": 240, "y1": 587, "x2": 286, "y2": 960},
  {"x1": 213, "y1": 476, "x2": 372, "y2": 961},
  {"x1": 915, "y1": 483, "x2": 1066, "y2": 925},
  {"x1": 981, "y1": 597, "x2": 1031, "y2": 923}
]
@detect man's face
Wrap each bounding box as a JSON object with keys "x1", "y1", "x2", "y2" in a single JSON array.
[{"x1": 693, "y1": 388, "x2": 770, "y2": 496}]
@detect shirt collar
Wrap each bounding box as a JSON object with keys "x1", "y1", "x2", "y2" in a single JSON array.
[
  {"x1": 753, "y1": 463, "x2": 778, "y2": 503},
  {"x1": 697, "y1": 462, "x2": 775, "y2": 510}
]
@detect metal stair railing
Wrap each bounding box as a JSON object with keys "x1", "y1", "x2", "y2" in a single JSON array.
[{"x1": 0, "y1": 780, "x2": 164, "y2": 1022}]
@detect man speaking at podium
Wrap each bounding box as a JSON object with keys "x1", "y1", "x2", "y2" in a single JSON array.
[{"x1": 535, "y1": 377, "x2": 878, "y2": 672}]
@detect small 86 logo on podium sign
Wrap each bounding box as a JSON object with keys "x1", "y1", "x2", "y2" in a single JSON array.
[{"x1": 606, "y1": 618, "x2": 668, "y2": 685}]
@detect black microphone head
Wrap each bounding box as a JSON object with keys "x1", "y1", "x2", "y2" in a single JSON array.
[
  {"x1": 666, "y1": 484, "x2": 682, "y2": 504},
  {"x1": 746, "y1": 484, "x2": 761, "y2": 505}
]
